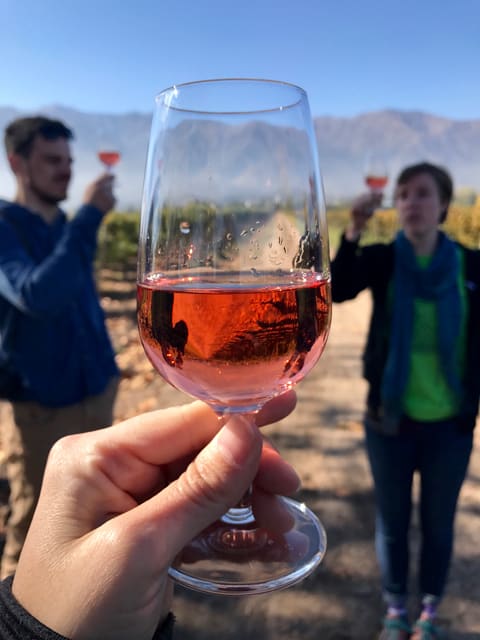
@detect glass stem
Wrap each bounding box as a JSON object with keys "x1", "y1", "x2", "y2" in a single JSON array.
[
  {"x1": 221, "y1": 485, "x2": 255, "y2": 525},
  {"x1": 218, "y1": 411, "x2": 258, "y2": 527}
]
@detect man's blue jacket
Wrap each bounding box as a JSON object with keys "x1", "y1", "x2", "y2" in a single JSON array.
[{"x1": 0, "y1": 201, "x2": 118, "y2": 407}]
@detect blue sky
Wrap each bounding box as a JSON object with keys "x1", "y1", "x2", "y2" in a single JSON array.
[{"x1": 1, "y1": 0, "x2": 479, "y2": 120}]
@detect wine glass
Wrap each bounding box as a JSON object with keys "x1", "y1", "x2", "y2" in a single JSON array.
[
  {"x1": 97, "y1": 150, "x2": 121, "y2": 172},
  {"x1": 364, "y1": 153, "x2": 389, "y2": 206},
  {"x1": 137, "y1": 78, "x2": 331, "y2": 595},
  {"x1": 364, "y1": 153, "x2": 388, "y2": 192}
]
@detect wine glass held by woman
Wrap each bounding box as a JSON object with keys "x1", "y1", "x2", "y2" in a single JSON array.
[
  {"x1": 2, "y1": 395, "x2": 299, "y2": 640},
  {"x1": 363, "y1": 153, "x2": 389, "y2": 211},
  {"x1": 137, "y1": 78, "x2": 332, "y2": 595},
  {"x1": 364, "y1": 154, "x2": 389, "y2": 192}
]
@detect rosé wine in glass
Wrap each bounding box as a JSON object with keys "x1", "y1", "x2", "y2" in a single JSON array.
[{"x1": 97, "y1": 150, "x2": 121, "y2": 170}]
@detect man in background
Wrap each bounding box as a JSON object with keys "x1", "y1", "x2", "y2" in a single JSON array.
[{"x1": 0, "y1": 116, "x2": 119, "y2": 578}]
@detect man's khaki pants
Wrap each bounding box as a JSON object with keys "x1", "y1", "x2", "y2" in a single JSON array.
[{"x1": 0, "y1": 377, "x2": 119, "y2": 579}]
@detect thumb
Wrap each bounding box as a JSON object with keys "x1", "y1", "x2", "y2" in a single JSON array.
[{"x1": 134, "y1": 415, "x2": 263, "y2": 561}]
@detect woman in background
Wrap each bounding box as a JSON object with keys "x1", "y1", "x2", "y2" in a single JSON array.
[{"x1": 331, "y1": 162, "x2": 478, "y2": 640}]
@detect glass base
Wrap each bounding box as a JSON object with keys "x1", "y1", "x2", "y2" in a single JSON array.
[{"x1": 168, "y1": 497, "x2": 326, "y2": 595}]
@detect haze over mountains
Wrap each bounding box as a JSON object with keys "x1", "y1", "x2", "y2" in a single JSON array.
[{"x1": 1, "y1": 105, "x2": 479, "y2": 211}]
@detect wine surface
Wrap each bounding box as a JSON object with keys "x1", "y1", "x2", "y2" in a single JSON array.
[
  {"x1": 137, "y1": 273, "x2": 331, "y2": 412},
  {"x1": 365, "y1": 174, "x2": 388, "y2": 190},
  {"x1": 98, "y1": 151, "x2": 121, "y2": 167}
]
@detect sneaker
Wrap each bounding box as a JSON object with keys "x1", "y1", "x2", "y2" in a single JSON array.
[
  {"x1": 410, "y1": 618, "x2": 444, "y2": 639},
  {"x1": 379, "y1": 615, "x2": 411, "y2": 640}
]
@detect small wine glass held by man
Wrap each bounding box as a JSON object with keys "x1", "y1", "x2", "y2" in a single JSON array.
[
  {"x1": 97, "y1": 149, "x2": 121, "y2": 172},
  {"x1": 0, "y1": 116, "x2": 120, "y2": 579},
  {"x1": 331, "y1": 162, "x2": 478, "y2": 640}
]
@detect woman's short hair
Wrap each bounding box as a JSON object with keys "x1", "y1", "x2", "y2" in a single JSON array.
[{"x1": 395, "y1": 162, "x2": 454, "y2": 223}]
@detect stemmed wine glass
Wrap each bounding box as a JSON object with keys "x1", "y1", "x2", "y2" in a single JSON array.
[
  {"x1": 97, "y1": 150, "x2": 121, "y2": 172},
  {"x1": 364, "y1": 153, "x2": 388, "y2": 192},
  {"x1": 364, "y1": 152, "x2": 389, "y2": 209},
  {"x1": 137, "y1": 78, "x2": 331, "y2": 595}
]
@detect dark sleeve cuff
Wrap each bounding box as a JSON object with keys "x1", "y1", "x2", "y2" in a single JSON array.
[
  {"x1": 339, "y1": 231, "x2": 360, "y2": 248},
  {"x1": 0, "y1": 576, "x2": 175, "y2": 640},
  {"x1": 0, "y1": 576, "x2": 69, "y2": 640},
  {"x1": 153, "y1": 612, "x2": 175, "y2": 640}
]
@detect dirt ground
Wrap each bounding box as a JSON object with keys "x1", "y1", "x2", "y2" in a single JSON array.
[{"x1": 1, "y1": 268, "x2": 479, "y2": 639}]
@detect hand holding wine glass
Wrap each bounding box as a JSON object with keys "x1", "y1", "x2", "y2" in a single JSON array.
[
  {"x1": 82, "y1": 173, "x2": 116, "y2": 214},
  {"x1": 91, "y1": 149, "x2": 120, "y2": 213},
  {"x1": 345, "y1": 191, "x2": 383, "y2": 241},
  {"x1": 137, "y1": 78, "x2": 332, "y2": 595},
  {"x1": 10, "y1": 397, "x2": 299, "y2": 640},
  {"x1": 345, "y1": 154, "x2": 389, "y2": 241}
]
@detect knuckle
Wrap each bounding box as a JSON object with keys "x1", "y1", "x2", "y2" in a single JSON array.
[
  {"x1": 177, "y1": 457, "x2": 232, "y2": 512},
  {"x1": 48, "y1": 432, "x2": 82, "y2": 460}
]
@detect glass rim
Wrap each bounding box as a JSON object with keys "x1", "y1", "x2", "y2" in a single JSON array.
[{"x1": 154, "y1": 77, "x2": 307, "y2": 115}]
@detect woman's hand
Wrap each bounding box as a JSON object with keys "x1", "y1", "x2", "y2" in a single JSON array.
[
  {"x1": 346, "y1": 191, "x2": 384, "y2": 241},
  {"x1": 12, "y1": 392, "x2": 298, "y2": 640}
]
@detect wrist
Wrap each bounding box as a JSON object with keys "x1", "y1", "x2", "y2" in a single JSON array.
[
  {"x1": 345, "y1": 226, "x2": 361, "y2": 242},
  {"x1": 1, "y1": 576, "x2": 69, "y2": 640}
]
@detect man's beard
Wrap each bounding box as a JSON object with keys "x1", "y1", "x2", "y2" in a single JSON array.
[{"x1": 29, "y1": 175, "x2": 69, "y2": 206}]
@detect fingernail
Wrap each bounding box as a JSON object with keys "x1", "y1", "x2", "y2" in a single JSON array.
[{"x1": 215, "y1": 415, "x2": 258, "y2": 467}]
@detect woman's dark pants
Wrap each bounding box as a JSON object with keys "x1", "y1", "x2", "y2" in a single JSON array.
[{"x1": 365, "y1": 416, "x2": 473, "y2": 604}]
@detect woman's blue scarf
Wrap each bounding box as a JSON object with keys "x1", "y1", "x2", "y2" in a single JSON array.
[{"x1": 381, "y1": 230, "x2": 463, "y2": 419}]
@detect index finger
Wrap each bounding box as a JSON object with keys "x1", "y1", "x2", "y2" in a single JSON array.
[
  {"x1": 97, "y1": 390, "x2": 297, "y2": 466},
  {"x1": 102, "y1": 402, "x2": 221, "y2": 465}
]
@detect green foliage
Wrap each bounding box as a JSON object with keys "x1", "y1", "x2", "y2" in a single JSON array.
[
  {"x1": 327, "y1": 206, "x2": 399, "y2": 251},
  {"x1": 455, "y1": 188, "x2": 478, "y2": 206},
  {"x1": 444, "y1": 203, "x2": 480, "y2": 248},
  {"x1": 97, "y1": 210, "x2": 140, "y2": 268},
  {"x1": 327, "y1": 203, "x2": 480, "y2": 251},
  {"x1": 99, "y1": 203, "x2": 480, "y2": 269}
]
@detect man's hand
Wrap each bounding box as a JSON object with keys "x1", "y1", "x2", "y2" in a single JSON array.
[{"x1": 83, "y1": 174, "x2": 116, "y2": 214}]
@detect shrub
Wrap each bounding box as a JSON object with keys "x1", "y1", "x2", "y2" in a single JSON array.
[
  {"x1": 97, "y1": 211, "x2": 140, "y2": 269},
  {"x1": 98, "y1": 203, "x2": 480, "y2": 269}
]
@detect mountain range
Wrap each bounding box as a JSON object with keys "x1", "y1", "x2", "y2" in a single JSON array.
[{"x1": 1, "y1": 105, "x2": 479, "y2": 210}]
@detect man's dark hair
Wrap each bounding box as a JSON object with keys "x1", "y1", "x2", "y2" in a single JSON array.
[
  {"x1": 4, "y1": 116, "x2": 74, "y2": 158},
  {"x1": 395, "y1": 161, "x2": 454, "y2": 224}
]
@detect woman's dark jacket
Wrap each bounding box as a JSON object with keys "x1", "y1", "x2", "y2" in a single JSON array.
[
  {"x1": 331, "y1": 234, "x2": 480, "y2": 432},
  {"x1": 0, "y1": 576, "x2": 174, "y2": 640}
]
